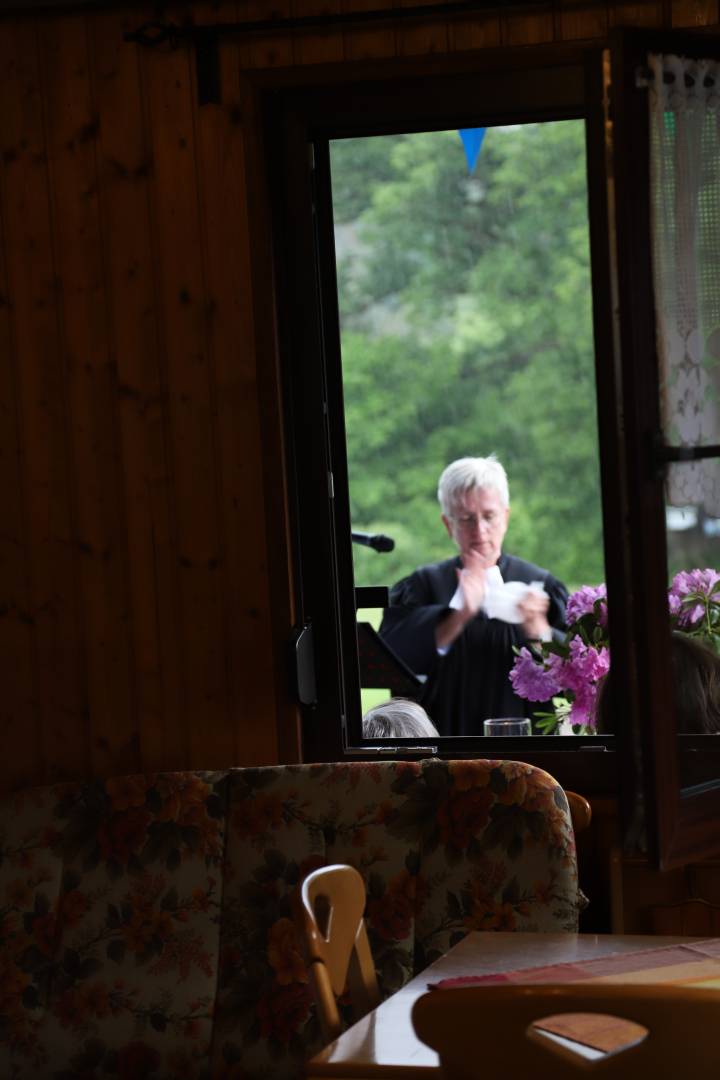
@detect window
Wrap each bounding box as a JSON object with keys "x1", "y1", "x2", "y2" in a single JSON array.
[
  {"x1": 267, "y1": 34, "x2": 720, "y2": 864},
  {"x1": 330, "y1": 122, "x2": 605, "y2": 739},
  {"x1": 603, "y1": 28, "x2": 720, "y2": 867},
  {"x1": 270, "y1": 50, "x2": 616, "y2": 787}
]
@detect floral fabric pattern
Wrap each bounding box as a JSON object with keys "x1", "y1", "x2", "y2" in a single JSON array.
[{"x1": 0, "y1": 760, "x2": 582, "y2": 1079}]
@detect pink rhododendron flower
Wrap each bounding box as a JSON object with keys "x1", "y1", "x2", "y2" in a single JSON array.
[
  {"x1": 559, "y1": 638, "x2": 610, "y2": 694},
  {"x1": 509, "y1": 648, "x2": 563, "y2": 702},
  {"x1": 566, "y1": 584, "x2": 607, "y2": 627},
  {"x1": 511, "y1": 568, "x2": 719, "y2": 733},
  {"x1": 668, "y1": 569, "x2": 720, "y2": 629},
  {"x1": 567, "y1": 681, "x2": 599, "y2": 730}
]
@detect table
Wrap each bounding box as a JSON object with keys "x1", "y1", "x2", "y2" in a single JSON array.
[{"x1": 305, "y1": 932, "x2": 707, "y2": 1078}]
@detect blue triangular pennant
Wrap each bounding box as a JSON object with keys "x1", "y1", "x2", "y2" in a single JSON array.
[{"x1": 458, "y1": 128, "x2": 486, "y2": 173}]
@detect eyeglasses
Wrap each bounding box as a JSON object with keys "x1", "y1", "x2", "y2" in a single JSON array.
[{"x1": 452, "y1": 511, "x2": 503, "y2": 530}]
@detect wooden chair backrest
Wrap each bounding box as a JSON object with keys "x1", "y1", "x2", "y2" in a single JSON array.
[
  {"x1": 300, "y1": 864, "x2": 380, "y2": 1043},
  {"x1": 412, "y1": 984, "x2": 720, "y2": 1079},
  {"x1": 565, "y1": 790, "x2": 591, "y2": 834}
]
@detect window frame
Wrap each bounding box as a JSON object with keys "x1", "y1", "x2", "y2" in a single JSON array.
[
  {"x1": 604, "y1": 27, "x2": 720, "y2": 868},
  {"x1": 264, "y1": 44, "x2": 625, "y2": 801}
]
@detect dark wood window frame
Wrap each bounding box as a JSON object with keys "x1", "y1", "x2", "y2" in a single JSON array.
[
  {"x1": 605, "y1": 28, "x2": 720, "y2": 868},
  {"x1": 260, "y1": 33, "x2": 720, "y2": 865}
]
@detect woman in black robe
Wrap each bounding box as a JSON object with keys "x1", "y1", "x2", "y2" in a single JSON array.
[{"x1": 379, "y1": 456, "x2": 568, "y2": 737}]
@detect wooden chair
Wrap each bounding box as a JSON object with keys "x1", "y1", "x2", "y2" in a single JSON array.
[
  {"x1": 412, "y1": 983, "x2": 720, "y2": 1079},
  {"x1": 565, "y1": 790, "x2": 592, "y2": 834},
  {"x1": 299, "y1": 863, "x2": 380, "y2": 1043}
]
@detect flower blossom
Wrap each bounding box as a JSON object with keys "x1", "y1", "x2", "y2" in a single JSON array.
[
  {"x1": 566, "y1": 584, "x2": 607, "y2": 626},
  {"x1": 554, "y1": 638, "x2": 609, "y2": 729},
  {"x1": 567, "y1": 683, "x2": 598, "y2": 730},
  {"x1": 668, "y1": 568, "x2": 720, "y2": 629},
  {"x1": 559, "y1": 637, "x2": 611, "y2": 692},
  {"x1": 509, "y1": 648, "x2": 563, "y2": 702}
]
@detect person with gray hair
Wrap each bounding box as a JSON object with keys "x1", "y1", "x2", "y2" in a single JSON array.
[
  {"x1": 362, "y1": 698, "x2": 440, "y2": 740},
  {"x1": 379, "y1": 454, "x2": 568, "y2": 736}
]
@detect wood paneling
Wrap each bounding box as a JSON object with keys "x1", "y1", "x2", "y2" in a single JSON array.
[
  {"x1": 448, "y1": 11, "x2": 501, "y2": 51},
  {"x1": 141, "y1": 20, "x2": 231, "y2": 770},
  {"x1": 1, "y1": 0, "x2": 720, "y2": 794},
  {"x1": 610, "y1": 1, "x2": 664, "y2": 26},
  {"x1": 396, "y1": 0, "x2": 450, "y2": 56},
  {"x1": 292, "y1": 0, "x2": 345, "y2": 65},
  {"x1": 501, "y1": 7, "x2": 555, "y2": 45},
  {"x1": 342, "y1": 0, "x2": 398, "y2": 60},
  {"x1": 0, "y1": 56, "x2": 38, "y2": 793},
  {"x1": 193, "y1": 0, "x2": 279, "y2": 765},
  {"x1": 671, "y1": 0, "x2": 720, "y2": 26},
  {"x1": 557, "y1": 0, "x2": 609, "y2": 40},
  {"x1": 240, "y1": 0, "x2": 296, "y2": 68},
  {"x1": 0, "y1": 20, "x2": 88, "y2": 788},
  {"x1": 39, "y1": 15, "x2": 137, "y2": 778},
  {"x1": 89, "y1": 7, "x2": 179, "y2": 771}
]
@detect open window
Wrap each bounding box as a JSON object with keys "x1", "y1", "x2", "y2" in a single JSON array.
[
  {"x1": 269, "y1": 50, "x2": 616, "y2": 786},
  {"x1": 268, "y1": 34, "x2": 720, "y2": 865}
]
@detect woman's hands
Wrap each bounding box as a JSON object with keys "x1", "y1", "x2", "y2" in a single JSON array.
[
  {"x1": 434, "y1": 550, "x2": 488, "y2": 651},
  {"x1": 517, "y1": 589, "x2": 551, "y2": 642}
]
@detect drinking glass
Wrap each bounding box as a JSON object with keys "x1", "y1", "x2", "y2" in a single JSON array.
[{"x1": 483, "y1": 717, "x2": 531, "y2": 736}]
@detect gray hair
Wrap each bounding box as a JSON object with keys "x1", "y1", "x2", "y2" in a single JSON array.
[
  {"x1": 362, "y1": 698, "x2": 439, "y2": 739},
  {"x1": 437, "y1": 455, "x2": 510, "y2": 517}
]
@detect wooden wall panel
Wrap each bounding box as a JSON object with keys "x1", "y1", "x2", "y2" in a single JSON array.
[
  {"x1": 610, "y1": 1, "x2": 663, "y2": 26},
  {"x1": 671, "y1": 0, "x2": 719, "y2": 26},
  {"x1": 0, "y1": 21, "x2": 88, "y2": 789},
  {"x1": 342, "y1": 0, "x2": 398, "y2": 60},
  {"x1": 292, "y1": 0, "x2": 345, "y2": 65},
  {"x1": 448, "y1": 10, "x2": 501, "y2": 51},
  {"x1": 501, "y1": 7, "x2": 555, "y2": 45},
  {"x1": 89, "y1": 7, "x2": 179, "y2": 771},
  {"x1": 38, "y1": 15, "x2": 138, "y2": 778},
  {"x1": 396, "y1": 0, "x2": 450, "y2": 56},
  {"x1": 193, "y1": 1, "x2": 280, "y2": 766},
  {"x1": 0, "y1": 108, "x2": 38, "y2": 792},
  {"x1": 557, "y1": 1, "x2": 609, "y2": 40},
  {"x1": 241, "y1": 0, "x2": 296, "y2": 68},
  {"x1": 141, "y1": 29, "x2": 230, "y2": 769}
]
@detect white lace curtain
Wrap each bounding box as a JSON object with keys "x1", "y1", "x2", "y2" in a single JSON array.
[{"x1": 648, "y1": 52, "x2": 720, "y2": 516}]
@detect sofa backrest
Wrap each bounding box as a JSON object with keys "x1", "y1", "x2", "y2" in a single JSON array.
[{"x1": 0, "y1": 759, "x2": 581, "y2": 1079}]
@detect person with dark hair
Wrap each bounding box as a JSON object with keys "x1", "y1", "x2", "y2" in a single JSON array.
[
  {"x1": 379, "y1": 455, "x2": 568, "y2": 736},
  {"x1": 362, "y1": 698, "x2": 439, "y2": 740},
  {"x1": 596, "y1": 632, "x2": 720, "y2": 735}
]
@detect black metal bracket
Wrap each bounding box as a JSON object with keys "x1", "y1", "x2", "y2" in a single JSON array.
[
  {"x1": 124, "y1": 22, "x2": 180, "y2": 49},
  {"x1": 652, "y1": 432, "x2": 720, "y2": 481},
  {"x1": 656, "y1": 440, "x2": 720, "y2": 463},
  {"x1": 124, "y1": 22, "x2": 221, "y2": 105},
  {"x1": 195, "y1": 32, "x2": 220, "y2": 107}
]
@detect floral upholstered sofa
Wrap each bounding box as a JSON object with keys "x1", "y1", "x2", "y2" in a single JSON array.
[{"x1": 0, "y1": 758, "x2": 584, "y2": 1079}]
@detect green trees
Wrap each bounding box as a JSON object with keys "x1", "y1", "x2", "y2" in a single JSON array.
[{"x1": 331, "y1": 122, "x2": 604, "y2": 593}]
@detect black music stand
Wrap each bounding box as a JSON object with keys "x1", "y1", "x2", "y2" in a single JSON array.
[{"x1": 356, "y1": 622, "x2": 423, "y2": 696}]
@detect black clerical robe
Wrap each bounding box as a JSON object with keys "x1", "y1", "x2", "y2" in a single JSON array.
[{"x1": 379, "y1": 553, "x2": 568, "y2": 736}]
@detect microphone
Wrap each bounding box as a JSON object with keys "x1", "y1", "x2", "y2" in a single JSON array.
[{"x1": 351, "y1": 530, "x2": 395, "y2": 553}]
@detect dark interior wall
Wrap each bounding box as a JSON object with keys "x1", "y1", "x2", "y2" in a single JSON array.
[
  {"x1": 0, "y1": 0, "x2": 717, "y2": 793},
  {"x1": 0, "y1": 2, "x2": 293, "y2": 791}
]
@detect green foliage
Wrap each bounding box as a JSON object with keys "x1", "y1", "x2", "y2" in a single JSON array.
[{"x1": 331, "y1": 123, "x2": 605, "y2": 590}]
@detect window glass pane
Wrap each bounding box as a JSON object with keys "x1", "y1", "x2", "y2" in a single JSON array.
[{"x1": 330, "y1": 122, "x2": 605, "y2": 740}]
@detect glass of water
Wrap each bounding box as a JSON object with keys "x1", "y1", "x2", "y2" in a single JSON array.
[{"x1": 483, "y1": 718, "x2": 531, "y2": 736}]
